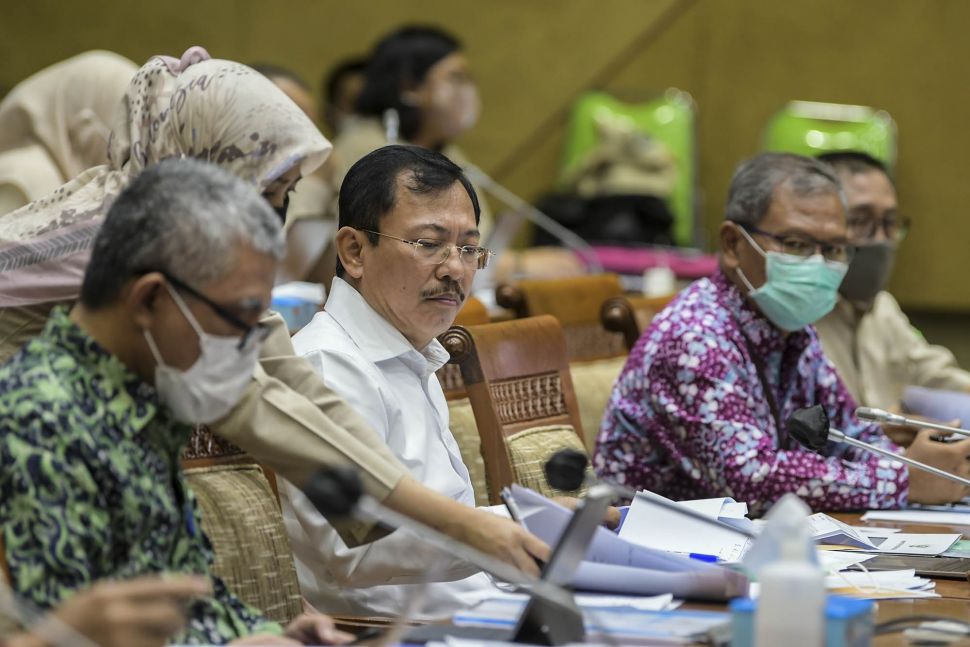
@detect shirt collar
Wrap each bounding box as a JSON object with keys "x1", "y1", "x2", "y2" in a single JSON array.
[
  {"x1": 326, "y1": 277, "x2": 451, "y2": 375},
  {"x1": 43, "y1": 307, "x2": 165, "y2": 437},
  {"x1": 712, "y1": 268, "x2": 810, "y2": 355}
]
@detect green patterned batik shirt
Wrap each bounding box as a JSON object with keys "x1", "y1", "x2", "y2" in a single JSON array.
[{"x1": 0, "y1": 308, "x2": 282, "y2": 644}]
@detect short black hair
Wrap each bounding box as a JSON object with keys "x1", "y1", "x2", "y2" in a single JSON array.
[
  {"x1": 355, "y1": 25, "x2": 461, "y2": 142},
  {"x1": 336, "y1": 144, "x2": 480, "y2": 277},
  {"x1": 323, "y1": 56, "x2": 368, "y2": 107},
  {"x1": 249, "y1": 62, "x2": 310, "y2": 90},
  {"x1": 817, "y1": 150, "x2": 894, "y2": 185}
]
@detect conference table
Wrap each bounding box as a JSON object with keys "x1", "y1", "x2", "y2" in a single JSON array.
[{"x1": 335, "y1": 511, "x2": 970, "y2": 646}]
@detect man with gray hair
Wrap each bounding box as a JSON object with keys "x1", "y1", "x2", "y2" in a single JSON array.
[
  {"x1": 0, "y1": 158, "x2": 352, "y2": 645},
  {"x1": 594, "y1": 152, "x2": 970, "y2": 512}
]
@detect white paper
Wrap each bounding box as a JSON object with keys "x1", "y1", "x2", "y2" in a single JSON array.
[
  {"x1": 850, "y1": 526, "x2": 900, "y2": 538},
  {"x1": 510, "y1": 485, "x2": 750, "y2": 599},
  {"x1": 618, "y1": 491, "x2": 753, "y2": 562},
  {"x1": 863, "y1": 533, "x2": 961, "y2": 556},
  {"x1": 863, "y1": 509, "x2": 970, "y2": 526},
  {"x1": 816, "y1": 550, "x2": 875, "y2": 573},
  {"x1": 806, "y1": 513, "x2": 877, "y2": 549}
]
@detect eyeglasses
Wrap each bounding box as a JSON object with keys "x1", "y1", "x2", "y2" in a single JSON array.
[
  {"x1": 846, "y1": 213, "x2": 910, "y2": 243},
  {"x1": 160, "y1": 272, "x2": 271, "y2": 352},
  {"x1": 737, "y1": 223, "x2": 854, "y2": 264},
  {"x1": 358, "y1": 229, "x2": 494, "y2": 269}
]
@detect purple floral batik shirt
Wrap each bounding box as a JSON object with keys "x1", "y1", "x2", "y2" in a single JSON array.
[{"x1": 593, "y1": 269, "x2": 908, "y2": 514}]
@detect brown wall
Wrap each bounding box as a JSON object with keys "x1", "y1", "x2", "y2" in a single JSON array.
[{"x1": 3, "y1": 0, "x2": 969, "y2": 313}]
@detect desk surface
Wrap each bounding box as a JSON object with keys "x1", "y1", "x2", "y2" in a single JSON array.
[{"x1": 336, "y1": 510, "x2": 970, "y2": 645}]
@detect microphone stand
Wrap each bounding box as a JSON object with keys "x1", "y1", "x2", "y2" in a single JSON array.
[
  {"x1": 827, "y1": 427, "x2": 970, "y2": 488},
  {"x1": 462, "y1": 163, "x2": 605, "y2": 274},
  {"x1": 856, "y1": 407, "x2": 970, "y2": 439},
  {"x1": 788, "y1": 405, "x2": 970, "y2": 489}
]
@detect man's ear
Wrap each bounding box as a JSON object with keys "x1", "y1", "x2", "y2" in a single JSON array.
[
  {"x1": 719, "y1": 221, "x2": 743, "y2": 273},
  {"x1": 335, "y1": 226, "x2": 366, "y2": 280},
  {"x1": 125, "y1": 273, "x2": 166, "y2": 330}
]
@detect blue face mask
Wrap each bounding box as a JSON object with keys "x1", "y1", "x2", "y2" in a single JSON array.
[{"x1": 736, "y1": 227, "x2": 848, "y2": 332}]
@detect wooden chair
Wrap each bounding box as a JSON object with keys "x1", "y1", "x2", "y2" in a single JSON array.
[
  {"x1": 441, "y1": 315, "x2": 590, "y2": 503},
  {"x1": 181, "y1": 426, "x2": 303, "y2": 624},
  {"x1": 495, "y1": 274, "x2": 627, "y2": 361},
  {"x1": 495, "y1": 274, "x2": 636, "y2": 451},
  {"x1": 434, "y1": 296, "x2": 493, "y2": 506},
  {"x1": 437, "y1": 296, "x2": 490, "y2": 399},
  {"x1": 601, "y1": 293, "x2": 676, "y2": 351}
]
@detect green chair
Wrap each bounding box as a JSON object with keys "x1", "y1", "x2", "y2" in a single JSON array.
[
  {"x1": 762, "y1": 100, "x2": 896, "y2": 170},
  {"x1": 559, "y1": 89, "x2": 698, "y2": 246}
]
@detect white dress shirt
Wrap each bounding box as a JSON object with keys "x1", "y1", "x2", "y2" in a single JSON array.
[{"x1": 279, "y1": 277, "x2": 496, "y2": 618}]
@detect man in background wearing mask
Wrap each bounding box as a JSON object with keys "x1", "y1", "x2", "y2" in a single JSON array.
[
  {"x1": 594, "y1": 153, "x2": 970, "y2": 512},
  {"x1": 0, "y1": 159, "x2": 352, "y2": 645},
  {"x1": 814, "y1": 151, "x2": 970, "y2": 415}
]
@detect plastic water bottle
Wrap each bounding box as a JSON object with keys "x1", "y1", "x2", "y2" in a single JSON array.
[{"x1": 753, "y1": 502, "x2": 825, "y2": 647}]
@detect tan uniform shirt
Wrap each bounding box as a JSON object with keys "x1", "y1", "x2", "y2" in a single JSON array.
[
  {"x1": 210, "y1": 311, "x2": 408, "y2": 546},
  {"x1": 815, "y1": 292, "x2": 970, "y2": 410}
]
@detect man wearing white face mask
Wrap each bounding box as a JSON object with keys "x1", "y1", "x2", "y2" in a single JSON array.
[
  {"x1": 0, "y1": 158, "x2": 354, "y2": 646},
  {"x1": 594, "y1": 153, "x2": 970, "y2": 512}
]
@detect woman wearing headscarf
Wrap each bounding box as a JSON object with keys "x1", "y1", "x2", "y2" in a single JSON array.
[
  {"x1": 0, "y1": 50, "x2": 138, "y2": 214},
  {"x1": 0, "y1": 46, "x2": 330, "y2": 360}
]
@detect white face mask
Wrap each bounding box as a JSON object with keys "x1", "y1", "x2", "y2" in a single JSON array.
[
  {"x1": 430, "y1": 80, "x2": 480, "y2": 139},
  {"x1": 143, "y1": 284, "x2": 262, "y2": 424}
]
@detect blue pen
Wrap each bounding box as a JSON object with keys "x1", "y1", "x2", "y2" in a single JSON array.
[{"x1": 688, "y1": 552, "x2": 719, "y2": 563}]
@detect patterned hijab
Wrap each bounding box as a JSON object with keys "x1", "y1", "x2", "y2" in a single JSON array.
[{"x1": 0, "y1": 47, "x2": 331, "y2": 307}]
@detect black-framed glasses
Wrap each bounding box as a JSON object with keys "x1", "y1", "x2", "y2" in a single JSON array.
[
  {"x1": 159, "y1": 271, "x2": 270, "y2": 351},
  {"x1": 846, "y1": 213, "x2": 910, "y2": 243},
  {"x1": 737, "y1": 223, "x2": 854, "y2": 264},
  {"x1": 358, "y1": 229, "x2": 494, "y2": 270}
]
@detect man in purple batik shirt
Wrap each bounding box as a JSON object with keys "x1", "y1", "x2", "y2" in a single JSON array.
[{"x1": 594, "y1": 153, "x2": 970, "y2": 513}]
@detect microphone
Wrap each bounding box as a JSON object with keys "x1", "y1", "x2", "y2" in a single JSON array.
[
  {"x1": 302, "y1": 465, "x2": 579, "y2": 610},
  {"x1": 855, "y1": 406, "x2": 970, "y2": 439},
  {"x1": 787, "y1": 405, "x2": 970, "y2": 488},
  {"x1": 544, "y1": 448, "x2": 758, "y2": 540},
  {"x1": 461, "y1": 163, "x2": 605, "y2": 274}
]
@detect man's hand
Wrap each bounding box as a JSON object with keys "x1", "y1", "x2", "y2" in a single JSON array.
[
  {"x1": 383, "y1": 476, "x2": 551, "y2": 576},
  {"x1": 904, "y1": 429, "x2": 970, "y2": 504},
  {"x1": 283, "y1": 612, "x2": 354, "y2": 644},
  {"x1": 20, "y1": 575, "x2": 210, "y2": 647},
  {"x1": 448, "y1": 507, "x2": 550, "y2": 576}
]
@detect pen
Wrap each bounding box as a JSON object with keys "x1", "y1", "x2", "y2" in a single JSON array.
[
  {"x1": 500, "y1": 487, "x2": 546, "y2": 570},
  {"x1": 688, "y1": 552, "x2": 720, "y2": 563},
  {"x1": 500, "y1": 486, "x2": 527, "y2": 528}
]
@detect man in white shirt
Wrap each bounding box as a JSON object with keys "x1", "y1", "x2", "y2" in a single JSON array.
[
  {"x1": 814, "y1": 152, "x2": 970, "y2": 415},
  {"x1": 279, "y1": 144, "x2": 501, "y2": 618}
]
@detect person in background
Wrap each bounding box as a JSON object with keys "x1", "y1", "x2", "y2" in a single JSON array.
[
  {"x1": 594, "y1": 153, "x2": 970, "y2": 512},
  {"x1": 321, "y1": 56, "x2": 368, "y2": 138},
  {"x1": 814, "y1": 151, "x2": 970, "y2": 421},
  {"x1": 0, "y1": 46, "x2": 548, "y2": 579},
  {"x1": 0, "y1": 50, "x2": 136, "y2": 215},
  {"x1": 0, "y1": 158, "x2": 352, "y2": 645},
  {"x1": 0, "y1": 47, "x2": 328, "y2": 362},
  {"x1": 334, "y1": 26, "x2": 489, "y2": 231},
  {"x1": 252, "y1": 62, "x2": 338, "y2": 285}
]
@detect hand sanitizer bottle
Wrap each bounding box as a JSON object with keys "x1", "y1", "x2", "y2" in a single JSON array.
[{"x1": 753, "y1": 496, "x2": 825, "y2": 647}]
